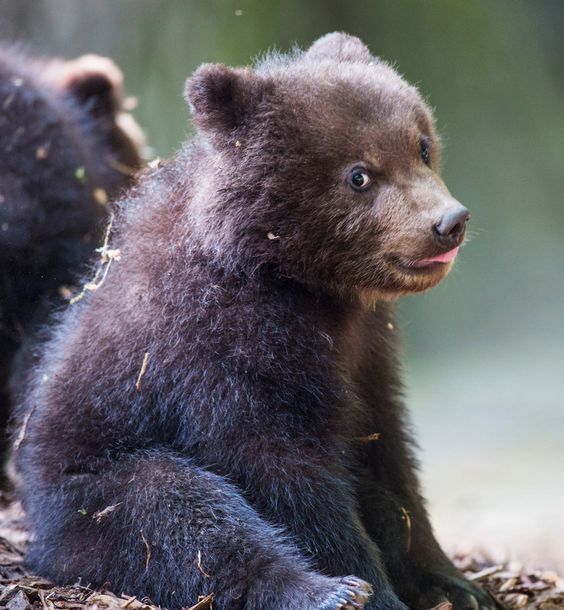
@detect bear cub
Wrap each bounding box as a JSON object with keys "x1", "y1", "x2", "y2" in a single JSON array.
[
  {"x1": 0, "y1": 47, "x2": 144, "y2": 453},
  {"x1": 15, "y1": 34, "x2": 497, "y2": 610}
]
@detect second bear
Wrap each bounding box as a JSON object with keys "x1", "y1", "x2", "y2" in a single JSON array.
[{"x1": 0, "y1": 48, "x2": 144, "y2": 452}]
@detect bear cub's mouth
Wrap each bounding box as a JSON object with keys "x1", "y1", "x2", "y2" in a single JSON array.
[
  {"x1": 389, "y1": 245, "x2": 461, "y2": 274},
  {"x1": 412, "y1": 245, "x2": 460, "y2": 267}
]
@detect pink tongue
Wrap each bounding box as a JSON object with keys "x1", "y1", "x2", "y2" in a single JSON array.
[{"x1": 422, "y1": 246, "x2": 460, "y2": 264}]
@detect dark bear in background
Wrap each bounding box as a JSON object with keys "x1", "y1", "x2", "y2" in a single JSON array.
[
  {"x1": 0, "y1": 48, "x2": 144, "y2": 452},
  {"x1": 15, "y1": 34, "x2": 497, "y2": 610}
]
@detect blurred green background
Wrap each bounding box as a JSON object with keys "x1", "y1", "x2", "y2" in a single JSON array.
[{"x1": 1, "y1": 0, "x2": 563, "y2": 569}]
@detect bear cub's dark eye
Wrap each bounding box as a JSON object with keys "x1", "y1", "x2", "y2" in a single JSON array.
[
  {"x1": 420, "y1": 136, "x2": 431, "y2": 166},
  {"x1": 348, "y1": 167, "x2": 372, "y2": 192}
]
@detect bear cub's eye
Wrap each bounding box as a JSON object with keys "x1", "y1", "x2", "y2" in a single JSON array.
[
  {"x1": 420, "y1": 136, "x2": 431, "y2": 166},
  {"x1": 348, "y1": 167, "x2": 372, "y2": 192}
]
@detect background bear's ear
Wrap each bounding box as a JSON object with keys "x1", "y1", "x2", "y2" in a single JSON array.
[
  {"x1": 185, "y1": 63, "x2": 261, "y2": 134},
  {"x1": 44, "y1": 54, "x2": 124, "y2": 118},
  {"x1": 304, "y1": 32, "x2": 373, "y2": 64}
]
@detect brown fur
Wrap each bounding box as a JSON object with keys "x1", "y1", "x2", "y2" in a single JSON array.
[{"x1": 14, "y1": 34, "x2": 495, "y2": 610}]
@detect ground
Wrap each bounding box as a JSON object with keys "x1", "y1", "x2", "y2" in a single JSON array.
[{"x1": 0, "y1": 493, "x2": 561, "y2": 610}]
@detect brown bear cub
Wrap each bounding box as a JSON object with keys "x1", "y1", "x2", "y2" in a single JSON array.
[
  {"x1": 15, "y1": 34, "x2": 496, "y2": 610},
  {"x1": 0, "y1": 48, "x2": 144, "y2": 453}
]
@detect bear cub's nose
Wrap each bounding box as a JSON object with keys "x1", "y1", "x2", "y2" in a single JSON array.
[{"x1": 433, "y1": 205, "x2": 470, "y2": 248}]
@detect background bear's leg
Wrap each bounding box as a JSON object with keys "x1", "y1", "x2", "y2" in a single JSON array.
[{"x1": 21, "y1": 449, "x2": 373, "y2": 610}]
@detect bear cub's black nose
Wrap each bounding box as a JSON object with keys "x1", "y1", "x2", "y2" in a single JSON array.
[{"x1": 433, "y1": 206, "x2": 470, "y2": 248}]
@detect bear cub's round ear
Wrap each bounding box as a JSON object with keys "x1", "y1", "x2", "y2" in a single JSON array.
[
  {"x1": 44, "y1": 54, "x2": 124, "y2": 118},
  {"x1": 185, "y1": 63, "x2": 263, "y2": 135},
  {"x1": 304, "y1": 32, "x2": 373, "y2": 64}
]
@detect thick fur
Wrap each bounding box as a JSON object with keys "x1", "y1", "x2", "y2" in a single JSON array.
[
  {"x1": 15, "y1": 34, "x2": 496, "y2": 610},
  {"x1": 0, "y1": 47, "x2": 144, "y2": 453}
]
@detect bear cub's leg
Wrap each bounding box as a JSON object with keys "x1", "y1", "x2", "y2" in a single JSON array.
[
  {"x1": 25, "y1": 450, "x2": 373, "y2": 610},
  {"x1": 359, "y1": 482, "x2": 500, "y2": 610}
]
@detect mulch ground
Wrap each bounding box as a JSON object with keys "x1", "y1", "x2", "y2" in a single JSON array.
[{"x1": 0, "y1": 493, "x2": 562, "y2": 610}]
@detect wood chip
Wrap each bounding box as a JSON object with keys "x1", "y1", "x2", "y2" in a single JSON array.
[
  {"x1": 6, "y1": 590, "x2": 30, "y2": 610},
  {"x1": 120, "y1": 595, "x2": 137, "y2": 608},
  {"x1": 468, "y1": 565, "x2": 503, "y2": 581},
  {"x1": 186, "y1": 593, "x2": 215, "y2": 610}
]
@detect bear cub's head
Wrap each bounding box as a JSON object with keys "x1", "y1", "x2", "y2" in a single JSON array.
[{"x1": 185, "y1": 32, "x2": 469, "y2": 299}]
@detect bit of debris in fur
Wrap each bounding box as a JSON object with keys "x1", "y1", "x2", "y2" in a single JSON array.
[
  {"x1": 400, "y1": 506, "x2": 412, "y2": 553},
  {"x1": 196, "y1": 550, "x2": 210, "y2": 578},
  {"x1": 0, "y1": 500, "x2": 562, "y2": 610},
  {"x1": 428, "y1": 602, "x2": 452, "y2": 610},
  {"x1": 93, "y1": 188, "x2": 109, "y2": 205},
  {"x1": 75, "y1": 166, "x2": 86, "y2": 183},
  {"x1": 57, "y1": 285, "x2": 73, "y2": 300},
  {"x1": 105, "y1": 155, "x2": 138, "y2": 177},
  {"x1": 12, "y1": 407, "x2": 35, "y2": 453},
  {"x1": 355, "y1": 432, "x2": 381, "y2": 442},
  {"x1": 135, "y1": 353, "x2": 150, "y2": 391},
  {"x1": 386, "y1": 321, "x2": 394, "y2": 330},
  {"x1": 69, "y1": 215, "x2": 119, "y2": 305},
  {"x1": 266, "y1": 232, "x2": 280, "y2": 240},
  {"x1": 140, "y1": 529, "x2": 151, "y2": 572},
  {"x1": 35, "y1": 146, "x2": 48, "y2": 160},
  {"x1": 92, "y1": 503, "x2": 123, "y2": 524},
  {"x1": 3, "y1": 94, "x2": 15, "y2": 110},
  {"x1": 123, "y1": 96, "x2": 138, "y2": 111}
]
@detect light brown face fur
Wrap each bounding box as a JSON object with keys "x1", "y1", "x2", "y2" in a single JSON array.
[{"x1": 187, "y1": 32, "x2": 469, "y2": 300}]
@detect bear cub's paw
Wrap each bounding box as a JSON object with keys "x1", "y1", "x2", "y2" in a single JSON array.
[
  {"x1": 316, "y1": 575, "x2": 408, "y2": 610},
  {"x1": 414, "y1": 570, "x2": 503, "y2": 610},
  {"x1": 319, "y1": 575, "x2": 373, "y2": 609}
]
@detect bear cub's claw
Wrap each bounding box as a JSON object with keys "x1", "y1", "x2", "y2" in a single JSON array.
[{"x1": 321, "y1": 575, "x2": 373, "y2": 610}]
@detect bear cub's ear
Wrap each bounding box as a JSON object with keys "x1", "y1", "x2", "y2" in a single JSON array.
[
  {"x1": 185, "y1": 63, "x2": 263, "y2": 135},
  {"x1": 305, "y1": 32, "x2": 373, "y2": 64},
  {"x1": 44, "y1": 54, "x2": 124, "y2": 118}
]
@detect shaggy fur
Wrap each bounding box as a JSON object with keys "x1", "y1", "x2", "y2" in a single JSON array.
[
  {"x1": 0, "y1": 47, "x2": 144, "y2": 453},
  {"x1": 15, "y1": 34, "x2": 495, "y2": 610}
]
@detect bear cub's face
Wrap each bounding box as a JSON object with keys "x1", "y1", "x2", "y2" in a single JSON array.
[{"x1": 186, "y1": 33, "x2": 469, "y2": 299}]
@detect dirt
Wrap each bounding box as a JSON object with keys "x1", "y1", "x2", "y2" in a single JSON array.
[{"x1": 0, "y1": 495, "x2": 562, "y2": 610}]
